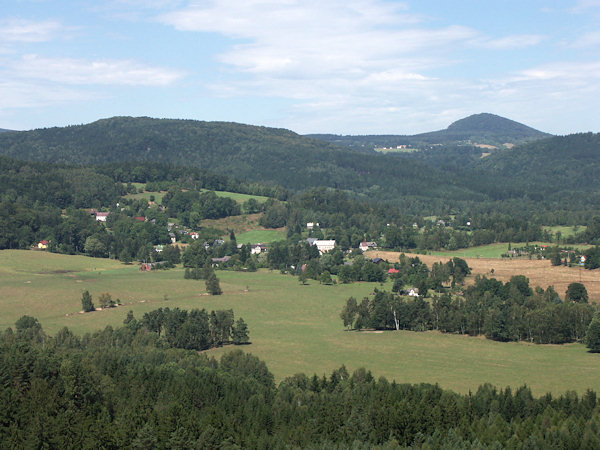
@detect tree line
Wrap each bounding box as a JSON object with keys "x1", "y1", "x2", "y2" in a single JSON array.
[{"x1": 341, "y1": 277, "x2": 599, "y2": 346}]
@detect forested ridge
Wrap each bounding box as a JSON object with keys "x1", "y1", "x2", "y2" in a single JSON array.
[
  {"x1": 0, "y1": 116, "x2": 482, "y2": 210},
  {"x1": 0, "y1": 116, "x2": 597, "y2": 217},
  {"x1": 2, "y1": 315, "x2": 600, "y2": 448}
]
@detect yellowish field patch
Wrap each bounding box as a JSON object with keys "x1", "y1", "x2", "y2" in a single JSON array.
[{"x1": 368, "y1": 250, "x2": 600, "y2": 302}]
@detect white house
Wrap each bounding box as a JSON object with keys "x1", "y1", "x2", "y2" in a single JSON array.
[
  {"x1": 359, "y1": 239, "x2": 377, "y2": 252},
  {"x1": 251, "y1": 244, "x2": 267, "y2": 255},
  {"x1": 306, "y1": 222, "x2": 320, "y2": 230},
  {"x1": 314, "y1": 239, "x2": 335, "y2": 254},
  {"x1": 95, "y1": 212, "x2": 110, "y2": 222}
]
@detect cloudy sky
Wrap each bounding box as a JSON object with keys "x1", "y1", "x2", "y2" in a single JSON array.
[{"x1": 1, "y1": 0, "x2": 599, "y2": 134}]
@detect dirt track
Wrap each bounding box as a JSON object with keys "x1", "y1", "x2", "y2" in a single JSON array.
[{"x1": 367, "y1": 250, "x2": 600, "y2": 303}]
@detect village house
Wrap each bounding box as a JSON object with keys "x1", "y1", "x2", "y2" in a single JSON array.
[
  {"x1": 211, "y1": 256, "x2": 231, "y2": 267},
  {"x1": 140, "y1": 261, "x2": 168, "y2": 271},
  {"x1": 359, "y1": 239, "x2": 377, "y2": 252},
  {"x1": 37, "y1": 240, "x2": 49, "y2": 250},
  {"x1": 314, "y1": 239, "x2": 336, "y2": 254},
  {"x1": 251, "y1": 243, "x2": 268, "y2": 255},
  {"x1": 306, "y1": 222, "x2": 320, "y2": 230},
  {"x1": 95, "y1": 212, "x2": 110, "y2": 222}
]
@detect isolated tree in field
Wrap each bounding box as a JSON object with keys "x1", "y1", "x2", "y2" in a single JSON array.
[
  {"x1": 206, "y1": 271, "x2": 222, "y2": 295},
  {"x1": 340, "y1": 297, "x2": 358, "y2": 330},
  {"x1": 585, "y1": 317, "x2": 600, "y2": 353},
  {"x1": 320, "y1": 270, "x2": 333, "y2": 285},
  {"x1": 298, "y1": 270, "x2": 308, "y2": 285},
  {"x1": 565, "y1": 282, "x2": 589, "y2": 303},
  {"x1": 98, "y1": 292, "x2": 114, "y2": 308},
  {"x1": 548, "y1": 247, "x2": 562, "y2": 266},
  {"x1": 81, "y1": 290, "x2": 95, "y2": 312},
  {"x1": 232, "y1": 317, "x2": 250, "y2": 344}
]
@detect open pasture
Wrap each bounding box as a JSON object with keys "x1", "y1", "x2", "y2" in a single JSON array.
[
  {"x1": 200, "y1": 213, "x2": 286, "y2": 238},
  {"x1": 369, "y1": 250, "x2": 600, "y2": 302},
  {"x1": 236, "y1": 229, "x2": 287, "y2": 244},
  {"x1": 2, "y1": 250, "x2": 600, "y2": 395}
]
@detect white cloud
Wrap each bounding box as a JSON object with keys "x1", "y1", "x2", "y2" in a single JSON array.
[
  {"x1": 572, "y1": 0, "x2": 600, "y2": 12},
  {"x1": 0, "y1": 79, "x2": 94, "y2": 109},
  {"x1": 471, "y1": 34, "x2": 545, "y2": 49},
  {"x1": 569, "y1": 31, "x2": 600, "y2": 48},
  {"x1": 156, "y1": 0, "x2": 571, "y2": 133},
  {"x1": 13, "y1": 54, "x2": 185, "y2": 86},
  {"x1": 0, "y1": 18, "x2": 62, "y2": 43}
]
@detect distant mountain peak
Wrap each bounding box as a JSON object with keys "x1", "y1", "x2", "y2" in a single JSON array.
[{"x1": 446, "y1": 113, "x2": 544, "y2": 135}]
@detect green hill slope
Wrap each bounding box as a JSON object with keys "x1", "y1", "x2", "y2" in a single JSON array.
[
  {"x1": 0, "y1": 116, "x2": 487, "y2": 211},
  {"x1": 476, "y1": 132, "x2": 600, "y2": 189}
]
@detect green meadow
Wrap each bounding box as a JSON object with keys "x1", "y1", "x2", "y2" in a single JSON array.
[
  {"x1": 2, "y1": 250, "x2": 600, "y2": 396},
  {"x1": 236, "y1": 229, "x2": 287, "y2": 244},
  {"x1": 543, "y1": 225, "x2": 587, "y2": 239},
  {"x1": 204, "y1": 189, "x2": 271, "y2": 204},
  {"x1": 123, "y1": 184, "x2": 271, "y2": 205}
]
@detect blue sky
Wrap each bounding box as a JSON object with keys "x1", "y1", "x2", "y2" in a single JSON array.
[{"x1": 1, "y1": 0, "x2": 599, "y2": 135}]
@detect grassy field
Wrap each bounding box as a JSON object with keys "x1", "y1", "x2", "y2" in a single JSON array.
[
  {"x1": 201, "y1": 189, "x2": 271, "y2": 204},
  {"x1": 543, "y1": 225, "x2": 587, "y2": 239},
  {"x1": 236, "y1": 229, "x2": 287, "y2": 244},
  {"x1": 2, "y1": 249, "x2": 600, "y2": 396},
  {"x1": 123, "y1": 185, "x2": 271, "y2": 205},
  {"x1": 124, "y1": 190, "x2": 167, "y2": 204}
]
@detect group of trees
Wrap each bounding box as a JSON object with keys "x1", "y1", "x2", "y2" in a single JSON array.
[
  {"x1": 139, "y1": 307, "x2": 248, "y2": 349},
  {"x1": 162, "y1": 188, "x2": 242, "y2": 227},
  {"x1": 341, "y1": 278, "x2": 598, "y2": 346},
  {"x1": 2, "y1": 315, "x2": 600, "y2": 448}
]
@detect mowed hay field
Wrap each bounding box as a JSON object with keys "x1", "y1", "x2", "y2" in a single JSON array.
[
  {"x1": 368, "y1": 250, "x2": 600, "y2": 303},
  {"x1": 2, "y1": 250, "x2": 600, "y2": 395}
]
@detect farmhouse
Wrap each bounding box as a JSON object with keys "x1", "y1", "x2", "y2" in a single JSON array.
[
  {"x1": 315, "y1": 239, "x2": 336, "y2": 254},
  {"x1": 37, "y1": 240, "x2": 49, "y2": 249},
  {"x1": 140, "y1": 261, "x2": 168, "y2": 271},
  {"x1": 251, "y1": 243, "x2": 268, "y2": 255},
  {"x1": 359, "y1": 239, "x2": 377, "y2": 252},
  {"x1": 95, "y1": 212, "x2": 110, "y2": 222}
]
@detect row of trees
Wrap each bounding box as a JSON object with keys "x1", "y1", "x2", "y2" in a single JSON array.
[
  {"x1": 2, "y1": 315, "x2": 600, "y2": 448},
  {"x1": 341, "y1": 278, "x2": 598, "y2": 346}
]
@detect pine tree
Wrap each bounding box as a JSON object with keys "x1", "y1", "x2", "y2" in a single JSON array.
[
  {"x1": 206, "y1": 272, "x2": 222, "y2": 295},
  {"x1": 81, "y1": 290, "x2": 95, "y2": 312},
  {"x1": 232, "y1": 318, "x2": 250, "y2": 344}
]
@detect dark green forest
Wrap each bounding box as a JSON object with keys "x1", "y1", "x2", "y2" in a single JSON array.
[
  {"x1": 1, "y1": 116, "x2": 598, "y2": 218},
  {"x1": 2, "y1": 315, "x2": 600, "y2": 449}
]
